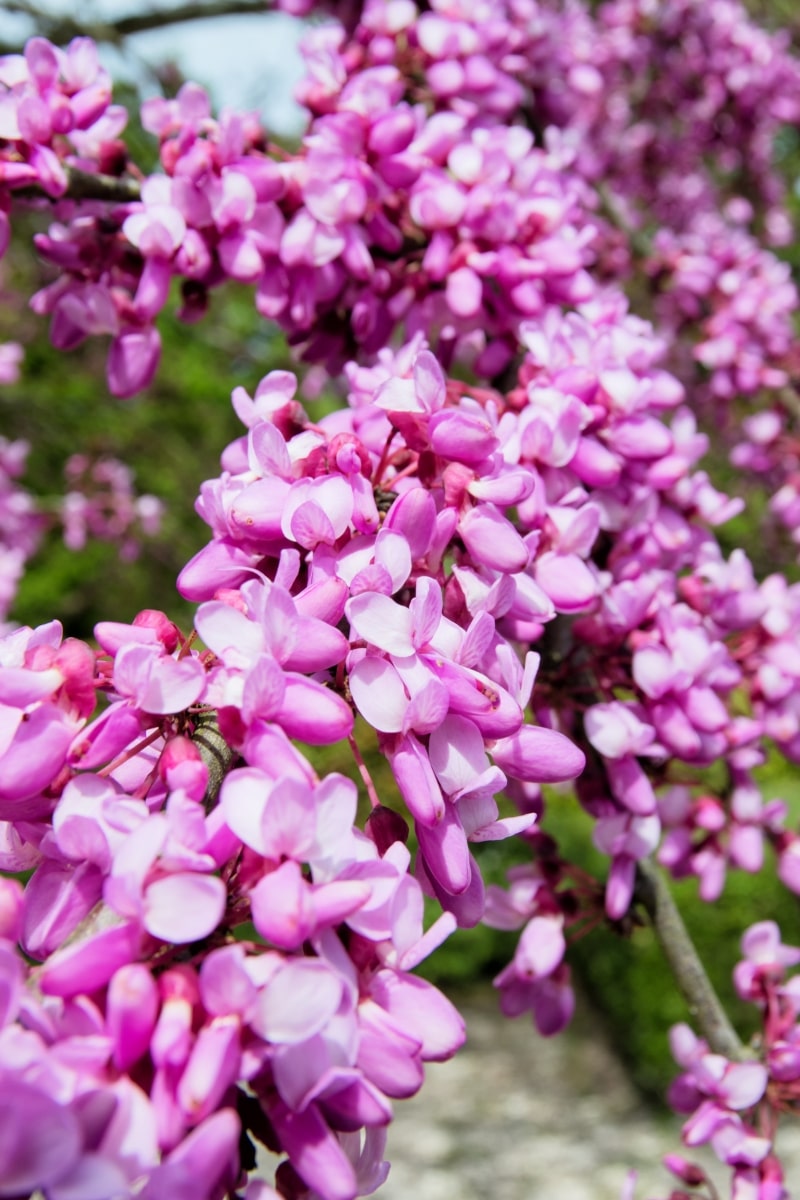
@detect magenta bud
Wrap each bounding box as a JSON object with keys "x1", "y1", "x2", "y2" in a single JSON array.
[
  {"x1": 107, "y1": 963, "x2": 160, "y2": 1070},
  {"x1": 368, "y1": 107, "x2": 416, "y2": 157},
  {"x1": 491, "y1": 726, "x2": 585, "y2": 784},
  {"x1": 177, "y1": 1016, "x2": 241, "y2": 1123},
  {"x1": 158, "y1": 736, "x2": 208, "y2": 801},
  {"x1": 0, "y1": 878, "x2": 24, "y2": 942},
  {"x1": 366, "y1": 804, "x2": 410, "y2": 855},
  {"x1": 383, "y1": 487, "x2": 436, "y2": 560},
  {"x1": 430, "y1": 409, "x2": 498, "y2": 464},
  {"x1": 107, "y1": 326, "x2": 161, "y2": 398},
  {"x1": 133, "y1": 608, "x2": 181, "y2": 651},
  {"x1": 663, "y1": 1155, "x2": 707, "y2": 1186}
]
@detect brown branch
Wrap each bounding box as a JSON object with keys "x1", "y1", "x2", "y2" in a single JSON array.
[
  {"x1": 636, "y1": 858, "x2": 748, "y2": 1062},
  {"x1": 0, "y1": 0, "x2": 275, "y2": 54},
  {"x1": 776, "y1": 386, "x2": 800, "y2": 426},
  {"x1": 192, "y1": 711, "x2": 238, "y2": 811},
  {"x1": 64, "y1": 167, "x2": 142, "y2": 203},
  {"x1": 12, "y1": 166, "x2": 141, "y2": 205}
]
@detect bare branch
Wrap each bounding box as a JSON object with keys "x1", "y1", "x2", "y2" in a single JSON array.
[
  {"x1": 64, "y1": 167, "x2": 142, "y2": 203},
  {"x1": 0, "y1": 0, "x2": 274, "y2": 55},
  {"x1": 11, "y1": 166, "x2": 142, "y2": 206},
  {"x1": 636, "y1": 858, "x2": 749, "y2": 1062},
  {"x1": 192, "y1": 711, "x2": 238, "y2": 811}
]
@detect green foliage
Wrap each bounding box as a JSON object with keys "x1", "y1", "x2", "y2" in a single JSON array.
[
  {"x1": 3, "y1": 279, "x2": 289, "y2": 638},
  {"x1": 545, "y1": 785, "x2": 800, "y2": 1102}
]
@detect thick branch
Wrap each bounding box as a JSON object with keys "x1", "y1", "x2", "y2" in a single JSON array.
[
  {"x1": 192, "y1": 711, "x2": 237, "y2": 810},
  {"x1": 64, "y1": 167, "x2": 142, "y2": 203},
  {"x1": 636, "y1": 858, "x2": 748, "y2": 1062},
  {"x1": 0, "y1": 0, "x2": 275, "y2": 54},
  {"x1": 13, "y1": 166, "x2": 141, "y2": 205}
]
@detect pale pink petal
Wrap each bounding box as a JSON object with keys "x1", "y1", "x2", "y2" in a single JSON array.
[
  {"x1": 534, "y1": 552, "x2": 597, "y2": 611},
  {"x1": 347, "y1": 593, "x2": 415, "y2": 656},
  {"x1": 349, "y1": 655, "x2": 408, "y2": 732},
  {"x1": 253, "y1": 959, "x2": 343, "y2": 1044},
  {"x1": 144, "y1": 873, "x2": 226, "y2": 943}
]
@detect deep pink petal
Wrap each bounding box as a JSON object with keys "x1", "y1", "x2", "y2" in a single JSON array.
[
  {"x1": 490, "y1": 725, "x2": 585, "y2": 783},
  {"x1": 279, "y1": 676, "x2": 354, "y2": 744},
  {"x1": 265, "y1": 1098, "x2": 357, "y2": 1200},
  {"x1": 39, "y1": 920, "x2": 140, "y2": 996},
  {"x1": 388, "y1": 733, "x2": 446, "y2": 827},
  {"x1": 0, "y1": 702, "x2": 74, "y2": 803},
  {"x1": 369, "y1": 969, "x2": 466, "y2": 1061},
  {"x1": 416, "y1": 803, "x2": 471, "y2": 894}
]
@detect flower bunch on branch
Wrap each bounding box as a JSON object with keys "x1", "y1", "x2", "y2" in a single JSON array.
[{"x1": 2, "y1": 0, "x2": 800, "y2": 1197}]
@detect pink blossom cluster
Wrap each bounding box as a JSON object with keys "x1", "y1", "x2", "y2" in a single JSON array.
[
  {"x1": 297, "y1": 0, "x2": 800, "y2": 231},
  {"x1": 9, "y1": 0, "x2": 800, "y2": 419},
  {"x1": 172, "y1": 257, "x2": 800, "y2": 931},
  {"x1": 654, "y1": 921, "x2": 800, "y2": 1200},
  {"x1": 602, "y1": 559, "x2": 800, "y2": 903},
  {"x1": 173, "y1": 314, "x2": 789, "y2": 934},
  {"x1": 2, "y1": 0, "x2": 797, "y2": 977},
  {"x1": 0, "y1": 35, "x2": 125, "y2": 229},
  {"x1": 0, "y1": 606, "x2": 469, "y2": 1197},
  {"x1": 647, "y1": 210, "x2": 797, "y2": 402},
  {"x1": 574, "y1": 550, "x2": 799, "y2": 911},
  {"x1": 61, "y1": 453, "x2": 164, "y2": 562},
  {"x1": 178, "y1": 355, "x2": 586, "y2": 932},
  {"x1": 483, "y1": 845, "x2": 586, "y2": 1038},
  {"x1": 0, "y1": 341, "x2": 599, "y2": 1192},
  {"x1": 730, "y1": 411, "x2": 800, "y2": 564},
  {"x1": 581, "y1": 0, "x2": 800, "y2": 230},
  {"x1": 28, "y1": 60, "x2": 598, "y2": 394},
  {"x1": 0, "y1": 440, "x2": 162, "y2": 628},
  {"x1": 508, "y1": 317, "x2": 769, "y2": 913},
  {"x1": 3, "y1": 2, "x2": 800, "y2": 1195}
]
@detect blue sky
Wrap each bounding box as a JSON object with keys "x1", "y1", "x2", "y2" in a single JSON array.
[{"x1": 3, "y1": 2, "x2": 308, "y2": 135}]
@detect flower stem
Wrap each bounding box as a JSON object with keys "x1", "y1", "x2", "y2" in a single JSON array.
[{"x1": 348, "y1": 733, "x2": 381, "y2": 809}]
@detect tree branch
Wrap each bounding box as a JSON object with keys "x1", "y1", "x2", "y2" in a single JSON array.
[
  {"x1": 64, "y1": 167, "x2": 142, "y2": 203},
  {"x1": 0, "y1": 0, "x2": 275, "y2": 55},
  {"x1": 192, "y1": 711, "x2": 238, "y2": 810},
  {"x1": 10, "y1": 166, "x2": 141, "y2": 206},
  {"x1": 636, "y1": 858, "x2": 748, "y2": 1062}
]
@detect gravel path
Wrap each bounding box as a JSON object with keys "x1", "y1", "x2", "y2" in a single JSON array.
[{"x1": 376, "y1": 986, "x2": 800, "y2": 1200}]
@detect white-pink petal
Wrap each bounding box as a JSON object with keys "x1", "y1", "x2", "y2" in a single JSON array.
[
  {"x1": 347, "y1": 593, "x2": 415, "y2": 657},
  {"x1": 144, "y1": 873, "x2": 226, "y2": 943},
  {"x1": 349, "y1": 656, "x2": 408, "y2": 733},
  {"x1": 253, "y1": 959, "x2": 343, "y2": 1044}
]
